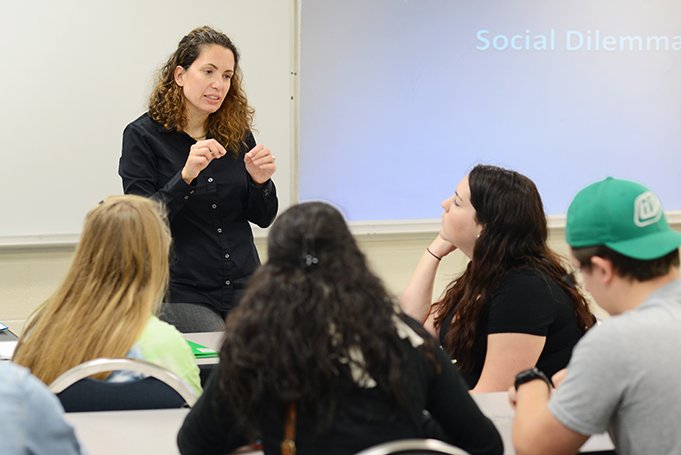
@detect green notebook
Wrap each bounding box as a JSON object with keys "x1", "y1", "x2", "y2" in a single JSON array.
[{"x1": 186, "y1": 339, "x2": 219, "y2": 359}]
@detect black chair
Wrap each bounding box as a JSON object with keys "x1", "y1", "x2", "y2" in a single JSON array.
[
  {"x1": 354, "y1": 439, "x2": 471, "y2": 455},
  {"x1": 48, "y1": 358, "x2": 198, "y2": 412}
]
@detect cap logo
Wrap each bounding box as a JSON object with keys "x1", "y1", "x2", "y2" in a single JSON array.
[{"x1": 634, "y1": 191, "x2": 662, "y2": 227}]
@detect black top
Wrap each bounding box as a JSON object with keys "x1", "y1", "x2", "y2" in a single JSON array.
[
  {"x1": 119, "y1": 114, "x2": 278, "y2": 314},
  {"x1": 440, "y1": 268, "x2": 584, "y2": 388},
  {"x1": 177, "y1": 318, "x2": 503, "y2": 455}
]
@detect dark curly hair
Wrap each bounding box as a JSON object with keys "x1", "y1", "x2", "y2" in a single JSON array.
[
  {"x1": 218, "y1": 202, "x2": 427, "y2": 437},
  {"x1": 433, "y1": 164, "x2": 595, "y2": 371},
  {"x1": 148, "y1": 26, "x2": 254, "y2": 156}
]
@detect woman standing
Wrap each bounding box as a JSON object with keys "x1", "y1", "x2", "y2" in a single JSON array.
[
  {"x1": 401, "y1": 164, "x2": 595, "y2": 392},
  {"x1": 119, "y1": 26, "x2": 277, "y2": 331}
]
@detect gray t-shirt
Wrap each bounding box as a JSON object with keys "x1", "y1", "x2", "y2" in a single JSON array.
[{"x1": 549, "y1": 279, "x2": 681, "y2": 455}]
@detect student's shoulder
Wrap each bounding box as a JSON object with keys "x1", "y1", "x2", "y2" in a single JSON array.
[
  {"x1": 0, "y1": 361, "x2": 30, "y2": 392},
  {"x1": 491, "y1": 267, "x2": 558, "y2": 301},
  {"x1": 138, "y1": 316, "x2": 187, "y2": 348},
  {"x1": 143, "y1": 315, "x2": 182, "y2": 335},
  {"x1": 576, "y1": 314, "x2": 632, "y2": 350},
  {"x1": 502, "y1": 267, "x2": 549, "y2": 284},
  {"x1": 0, "y1": 362, "x2": 62, "y2": 408}
]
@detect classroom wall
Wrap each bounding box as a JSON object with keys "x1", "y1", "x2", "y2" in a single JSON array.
[
  {"x1": 0, "y1": 228, "x2": 608, "y2": 334},
  {"x1": 0, "y1": 0, "x2": 295, "y2": 245},
  {"x1": 2, "y1": 0, "x2": 678, "y2": 332}
]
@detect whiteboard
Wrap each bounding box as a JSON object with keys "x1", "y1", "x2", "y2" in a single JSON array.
[
  {"x1": 299, "y1": 0, "x2": 681, "y2": 223},
  {"x1": 0, "y1": 0, "x2": 293, "y2": 245}
]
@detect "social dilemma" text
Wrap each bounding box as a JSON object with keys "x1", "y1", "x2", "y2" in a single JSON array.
[{"x1": 476, "y1": 29, "x2": 681, "y2": 51}]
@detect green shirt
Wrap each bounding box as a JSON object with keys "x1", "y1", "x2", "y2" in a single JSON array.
[{"x1": 133, "y1": 316, "x2": 202, "y2": 395}]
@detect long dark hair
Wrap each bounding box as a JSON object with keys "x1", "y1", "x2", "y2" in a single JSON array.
[
  {"x1": 148, "y1": 26, "x2": 254, "y2": 156},
  {"x1": 433, "y1": 165, "x2": 594, "y2": 370},
  {"x1": 219, "y1": 202, "x2": 414, "y2": 436}
]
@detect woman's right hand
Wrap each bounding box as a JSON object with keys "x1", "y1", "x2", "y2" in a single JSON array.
[
  {"x1": 181, "y1": 139, "x2": 227, "y2": 184},
  {"x1": 429, "y1": 235, "x2": 457, "y2": 259}
]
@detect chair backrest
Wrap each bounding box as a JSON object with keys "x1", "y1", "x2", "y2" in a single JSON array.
[
  {"x1": 354, "y1": 439, "x2": 471, "y2": 455},
  {"x1": 48, "y1": 358, "x2": 198, "y2": 412}
]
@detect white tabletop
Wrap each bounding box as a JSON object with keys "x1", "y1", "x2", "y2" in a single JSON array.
[
  {"x1": 66, "y1": 407, "x2": 263, "y2": 455},
  {"x1": 0, "y1": 340, "x2": 17, "y2": 360},
  {"x1": 0, "y1": 329, "x2": 18, "y2": 361},
  {"x1": 473, "y1": 391, "x2": 614, "y2": 454},
  {"x1": 65, "y1": 408, "x2": 189, "y2": 455},
  {"x1": 63, "y1": 391, "x2": 613, "y2": 455}
]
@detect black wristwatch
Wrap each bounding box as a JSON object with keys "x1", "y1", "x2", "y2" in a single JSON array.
[{"x1": 514, "y1": 367, "x2": 552, "y2": 392}]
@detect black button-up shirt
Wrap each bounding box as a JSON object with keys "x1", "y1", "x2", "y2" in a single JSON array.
[{"x1": 119, "y1": 113, "x2": 278, "y2": 314}]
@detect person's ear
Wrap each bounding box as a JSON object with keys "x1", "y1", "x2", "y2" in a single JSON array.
[
  {"x1": 174, "y1": 66, "x2": 185, "y2": 87},
  {"x1": 590, "y1": 256, "x2": 615, "y2": 285}
]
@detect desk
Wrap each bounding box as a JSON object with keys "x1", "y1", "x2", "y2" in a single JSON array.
[
  {"x1": 65, "y1": 408, "x2": 188, "y2": 455},
  {"x1": 63, "y1": 392, "x2": 614, "y2": 455},
  {"x1": 66, "y1": 408, "x2": 261, "y2": 455},
  {"x1": 0, "y1": 329, "x2": 18, "y2": 341},
  {"x1": 0, "y1": 329, "x2": 18, "y2": 360},
  {"x1": 473, "y1": 392, "x2": 615, "y2": 454}
]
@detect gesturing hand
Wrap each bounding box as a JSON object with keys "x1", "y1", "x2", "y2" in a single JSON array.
[
  {"x1": 244, "y1": 144, "x2": 276, "y2": 184},
  {"x1": 181, "y1": 139, "x2": 227, "y2": 184}
]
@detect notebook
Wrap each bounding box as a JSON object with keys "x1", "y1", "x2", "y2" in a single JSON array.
[{"x1": 185, "y1": 339, "x2": 219, "y2": 359}]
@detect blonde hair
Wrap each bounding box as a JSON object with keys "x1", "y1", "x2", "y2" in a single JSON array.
[{"x1": 13, "y1": 195, "x2": 171, "y2": 384}]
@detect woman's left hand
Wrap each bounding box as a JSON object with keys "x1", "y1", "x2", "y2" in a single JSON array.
[{"x1": 244, "y1": 144, "x2": 276, "y2": 184}]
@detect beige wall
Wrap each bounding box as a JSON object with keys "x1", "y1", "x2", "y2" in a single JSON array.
[
  {"x1": 0, "y1": 226, "x2": 599, "y2": 335},
  {"x1": 0, "y1": 247, "x2": 76, "y2": 334}
]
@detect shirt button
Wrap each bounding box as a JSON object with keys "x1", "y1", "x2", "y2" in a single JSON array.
[
  {"x1": 217, "y1": 228, "x2": 222, "y2": 233},
  {"x1": 184, "y1": 195, "x2": 189, "y2": 200},
  {"x1": 212, "y1": 204, "x2": 217, "y2": 209},
  {"x1": 208, "y1": 177, "x2": 214, "y2": 183},
  {"x1": 190, "y1": 190, "x2": 195, "y2": 194},
  {"x1": 224, "y1": 253, "x2": 230, "y2": 259},
  {"x1": 225, "y1": 280, "x2": 231, "y2": 286}
]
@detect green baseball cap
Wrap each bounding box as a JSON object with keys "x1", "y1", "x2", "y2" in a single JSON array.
[{"x1": 566, "y1": 177, "x2": 681, "y2": 260}]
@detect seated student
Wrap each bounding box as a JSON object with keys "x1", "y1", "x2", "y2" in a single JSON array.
[
  {"x1": 512, "y1": 177, "x2": 681, "y2": 455},
  {"x1": 401, "y1": 164, "x2": 595, "y2": 392},
  {"x1": 177, "y1": 202, "x2": 503, "y2": 455},
  {"x1": 13, "y1": 195, "x2": 201, "y2": 395},
  {"x1": 1, "y1": 362, "x2": 83, "y2": 454}
]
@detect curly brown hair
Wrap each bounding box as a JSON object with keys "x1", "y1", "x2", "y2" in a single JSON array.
[
  {"x1": 218, "y1": 202, "x2": 437, "y2": 436},
  {"x1": 148, "y1": 26, "x2": 254, "y2": 156},
  {"x1": 433, "y1": 165, "x2": 595, "y2": 371}
]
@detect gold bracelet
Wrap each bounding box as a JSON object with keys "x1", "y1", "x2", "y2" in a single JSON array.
[{"x1": 426, "y1": 247, "x2": 442, "y2": 261}]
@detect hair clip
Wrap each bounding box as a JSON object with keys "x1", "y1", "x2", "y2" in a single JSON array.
[
  {"x1": 301, "y1": 235, "x2": 320, "y2": 269},
  {"x1": 303, "y1": 254, "x2": 319, "y2": 267}
]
